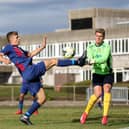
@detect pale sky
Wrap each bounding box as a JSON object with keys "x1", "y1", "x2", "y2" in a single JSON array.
[{"x1": 0, "y1": 0, "x2": 129, "y2": 35}]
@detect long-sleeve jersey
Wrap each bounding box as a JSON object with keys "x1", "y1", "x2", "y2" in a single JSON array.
[{"x1": 87, "y1": 41, "x2": 112, "y2": 75}]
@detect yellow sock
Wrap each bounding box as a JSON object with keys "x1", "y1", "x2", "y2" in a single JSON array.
[
  {"x1": 85, "y1": 94, "x2": 98, "y2": 114},
  {"x1": 103, "y1": 93, "x2": 111, "y2": 116}
]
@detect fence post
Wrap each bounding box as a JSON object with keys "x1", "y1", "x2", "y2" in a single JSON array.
[
  {"x1": 73, "y1": 86, "x2": 76, "y2": 101},
  {"x1": 127, "y1": 87, "x2": 129, "y2": 105},
  {"x1": 11, "y1": 86, "x2": 14, "y2": 103}
]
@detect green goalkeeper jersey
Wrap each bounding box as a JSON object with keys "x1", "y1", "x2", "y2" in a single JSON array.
[{"x1": 87, "y1": 41, "x2": 112, "y2": 75}]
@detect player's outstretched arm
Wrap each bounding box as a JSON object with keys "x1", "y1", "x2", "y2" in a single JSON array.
[
  {"x1": 0, "y1": 52, "x2": 11, "y2": 64},
  {"x1": 28, "y1": 36, "x2": 47, "y2": 57}
]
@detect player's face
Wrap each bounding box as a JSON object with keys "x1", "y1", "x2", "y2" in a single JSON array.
[
  {"x1": 10, "y1": 35, "x2": 20, "y2": 45},
  {"x1": 95, "y1": 32, "x2": 104, "y2": 45}
]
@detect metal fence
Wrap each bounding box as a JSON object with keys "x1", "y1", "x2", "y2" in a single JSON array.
[
  {"x1": 0, "y1": 86, "x2": 128, "y2": 105},
  {"x1": 86, "y1": 87, "x2": 129, "y2": 104},
  {"x1": 0, "y1": 85, "x2": 87, "y2": 102}
]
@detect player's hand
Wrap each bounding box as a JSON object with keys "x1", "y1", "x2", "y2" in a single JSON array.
[
  {"x1": 86, "y1": 59, "x2": 95, "y2": 65},
  {"x1": 41, "y1": 36, "x2": 47, "y2": 49}
]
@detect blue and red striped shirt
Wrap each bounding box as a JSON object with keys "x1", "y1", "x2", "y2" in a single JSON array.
[{"x1": 1, "y1": 44, "x2": 32, "y2": 74}]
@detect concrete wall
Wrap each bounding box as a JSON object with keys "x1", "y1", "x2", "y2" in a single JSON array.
[
  {"x1": 113, "y1": 54, "x2": 129, "y2": 68},
  {"x1": 55, "y1": 74, "x2": 75, "y2": 86},
  {"x1": 69, "y1": 8, "x2": 129, "y2": 30}
]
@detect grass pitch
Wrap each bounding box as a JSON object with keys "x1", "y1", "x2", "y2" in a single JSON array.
[{"x1": 0, "y1": 106, "x2": 129, "y2": 129}]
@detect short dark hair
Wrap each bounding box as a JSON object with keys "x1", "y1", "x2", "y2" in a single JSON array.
[
  {"x1": 6, "y1": 31, "x2": 18, "y2": 42},
  {"x1": 95, "y1": 28, "x2": 105, "y2": 38}
]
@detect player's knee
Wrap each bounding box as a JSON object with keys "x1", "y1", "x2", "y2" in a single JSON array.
[
  {"x1": 19, "y1": 94, "x2": 25, "y2": 99},
  {"x1": 94, "y1": 93, "x2": 102, "y2": 98},
  {"x1": 44, "y1": 58, "x2": 58, "y2": 70},
  {"x1": 51, "y1": 58, "x2": 58, "y2": 65},
  {"x1": 104, "y1": 86, "x2": 111, "y2": 93}
]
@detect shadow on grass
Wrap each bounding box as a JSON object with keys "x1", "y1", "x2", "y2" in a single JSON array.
[
  {"x1": 71, "y1": 115, "x2": 129, "y2": 128},
  {"x1": 72, "y1": 116, "x2": 102, "y2": 123},
  {"x1": 107, "y1": 113, "x2": 129, "y2": 127},
  {"x1": 108, "y1": 119, "x2": 129, "y2": 127}
]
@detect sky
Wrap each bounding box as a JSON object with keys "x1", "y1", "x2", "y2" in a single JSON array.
[{"x1": 0, "y1": 0, "x2": 129, "y2": 35}]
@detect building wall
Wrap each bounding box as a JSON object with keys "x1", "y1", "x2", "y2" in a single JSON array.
[
  {"x1": 113, "y1": 55, "x2": 129, "y2": 68},
  {"x1": 55, "y1": 74, "x2": 75, "y2": 86},
  {"x1": 1, "y1": 8, "x2": 129, "y2": 84},
  {"x1": 69, "y1": 8, "x2": 129, "y2": 30}
]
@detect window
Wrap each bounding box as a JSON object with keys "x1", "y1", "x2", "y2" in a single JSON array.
[
  {"x1": 71, "y1": 18, "x2": 92, "y2": 30},
  {"x1": 116, "y1": 72, "x2": 122, "y2": 82}
]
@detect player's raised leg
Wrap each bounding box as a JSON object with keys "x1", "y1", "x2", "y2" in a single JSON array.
[
  {"x1": 43, "y1": 54, "x2": 87, "y2": 71},
  {"x1": 43, "y1": 58, "x2": 78, "y2": 70}
]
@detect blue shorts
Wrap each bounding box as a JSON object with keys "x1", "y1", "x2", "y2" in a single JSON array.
[
  {"x1": 21, "y1": 80, "x2": 43, "y2": 96},
  {"x1": 20, "y1": 84, "x2": 29, "y2": 95},
  {"x1": 22, "y1": 61, "x2": 46, "y2": 82},
  {"x1": 92, "y1": 73, "x2": 114, "y2": 87}
]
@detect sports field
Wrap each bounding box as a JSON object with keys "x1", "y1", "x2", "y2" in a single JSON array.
[{"x1": 0, "y1": 105, "x2": 129, "y2": 129}]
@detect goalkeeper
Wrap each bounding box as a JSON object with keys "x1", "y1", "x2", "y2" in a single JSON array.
[{"x1": 80, "y1": 28, "x2": 114, "y2": 125}]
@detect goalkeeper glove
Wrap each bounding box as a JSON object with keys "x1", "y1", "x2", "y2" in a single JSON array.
[{"x1": 77, "y1": 50, "x2": 87, "y2": 66}]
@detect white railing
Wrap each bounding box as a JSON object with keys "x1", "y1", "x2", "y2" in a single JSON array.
[{"x1": 20, "y1": 37, "x2": 129, "y2": 59}]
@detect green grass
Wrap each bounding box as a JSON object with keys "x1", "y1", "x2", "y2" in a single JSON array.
[{"x1": 0, "y1": 106, "x2": 129, "y2": 129}]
